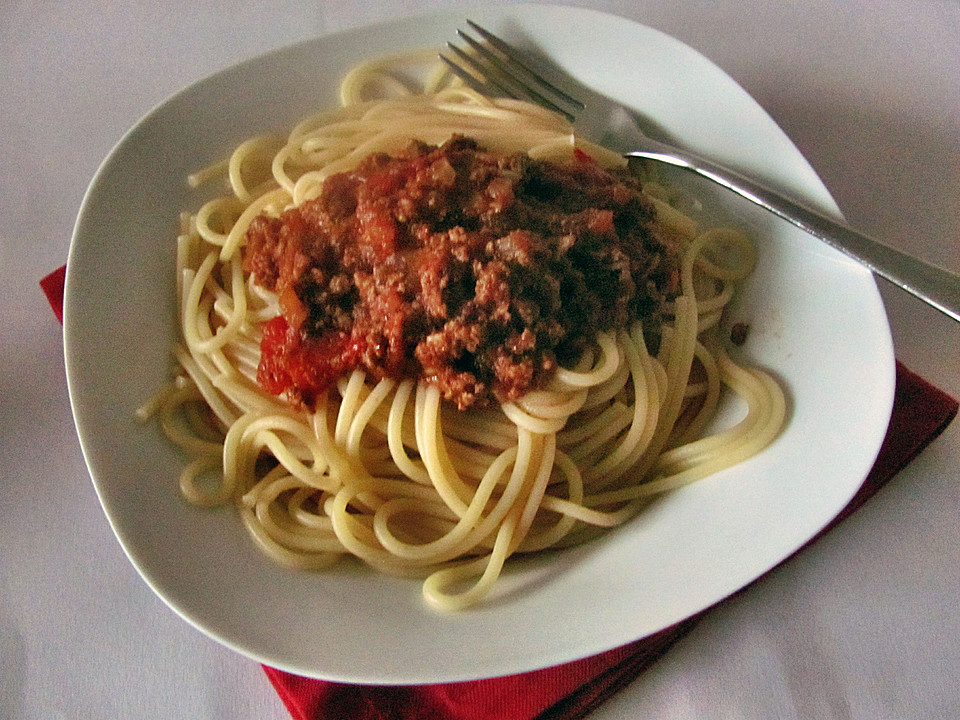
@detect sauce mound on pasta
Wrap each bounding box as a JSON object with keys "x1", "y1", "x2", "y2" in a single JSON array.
[{"x1": 244, "y1": 136, "x2": 680, "y2": 410}]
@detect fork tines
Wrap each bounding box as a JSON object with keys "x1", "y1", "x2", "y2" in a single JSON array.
[{"x1": 440, "y1": 20, "x2": 584, "y2": 121}]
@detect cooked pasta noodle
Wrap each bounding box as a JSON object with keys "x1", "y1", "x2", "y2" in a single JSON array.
[{"x1": 139, "y1": 53, "x2": 786, "y2": 611}]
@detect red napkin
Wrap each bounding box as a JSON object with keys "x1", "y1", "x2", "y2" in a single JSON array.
[
  {"x1": 41, "y1": 264, "x2": 66, "y2": 323},
  {"x1": 41, "y1": 265, "x2": 958, "y2": 720}
]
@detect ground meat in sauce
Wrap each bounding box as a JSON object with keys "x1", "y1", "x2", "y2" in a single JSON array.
[
  {"x1": 729, "y1": 322, "x2": 750, "y2": 346},
  {"x1": 243, "y1": 136, "x2": 680, "y2": 410}
]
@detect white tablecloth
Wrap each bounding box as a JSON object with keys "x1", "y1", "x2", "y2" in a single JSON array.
[{"x1": 2, "y1": 1, "x2": 957, "y2": 717}]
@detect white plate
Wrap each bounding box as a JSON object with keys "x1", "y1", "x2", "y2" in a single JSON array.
[{"x1": 64, "y1": 4, "x2": 895, "y2": 684}]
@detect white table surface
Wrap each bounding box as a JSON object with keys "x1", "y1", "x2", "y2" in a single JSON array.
[{"x1": 2, "y1": 1, "x2": 958, "y2": 718}]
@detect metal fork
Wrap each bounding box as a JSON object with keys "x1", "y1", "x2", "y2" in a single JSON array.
[{"x1": 441, "y1": 21, "x2": 960, "y2": 323}]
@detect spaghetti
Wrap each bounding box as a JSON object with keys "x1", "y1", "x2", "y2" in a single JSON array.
[{"x1": 140, "y1": 53, "x2": 786, "y2": 611}]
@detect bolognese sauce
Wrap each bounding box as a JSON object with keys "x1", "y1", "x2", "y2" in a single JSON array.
[{"x1": 243, "y1": 136, "x2": 679, "y2": 410}]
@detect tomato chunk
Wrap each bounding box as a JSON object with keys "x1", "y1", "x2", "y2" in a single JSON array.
[{"x1": 257, "y1": 316, "x2": 361, "y2": 405}]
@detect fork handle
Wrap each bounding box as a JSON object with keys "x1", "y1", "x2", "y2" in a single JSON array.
[{"x1": 625, "y1": 143, "x2": 960, "y2": 322}]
